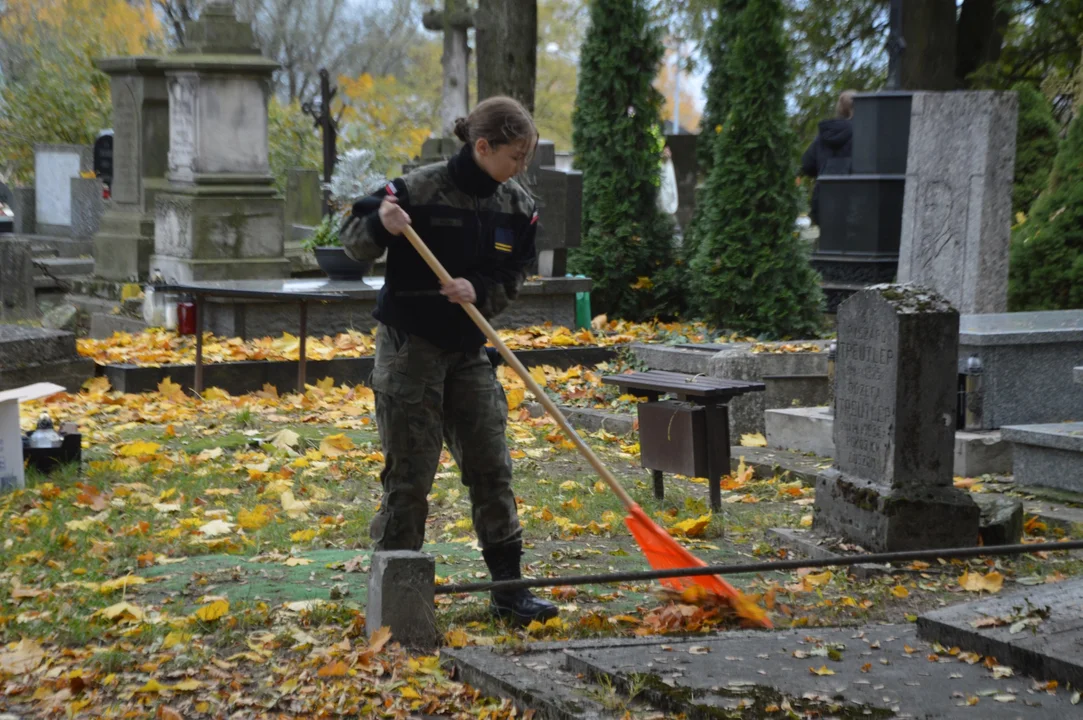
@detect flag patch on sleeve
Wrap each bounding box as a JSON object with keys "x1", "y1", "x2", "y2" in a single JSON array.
[
  {"x1": 530, "y1": 210, "x2": 539, "y2": 225},
  {"x1": 385, "y1": 182, "x2": 397, "y2": 196}
]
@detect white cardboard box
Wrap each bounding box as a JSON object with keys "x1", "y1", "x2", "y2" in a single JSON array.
[{"x1": 0, "y1": 382, "x2": 65, "y2": 493}]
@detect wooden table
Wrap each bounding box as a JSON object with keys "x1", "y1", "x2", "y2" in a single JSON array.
[
  {"x1": 602, "y1": 370, "x2": 765, "y2": 510},
  {"x1": 153, "y1": 279, "x2": 374, "y2": 394}
]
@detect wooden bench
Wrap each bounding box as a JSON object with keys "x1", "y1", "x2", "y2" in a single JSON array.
[{"x1": 602, "y1": 370, "x2": 765, "y2": 510}]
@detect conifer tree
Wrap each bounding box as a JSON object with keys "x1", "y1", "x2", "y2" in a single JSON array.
[
  {"x1": 1008, "y1": 110, "x2": 1083, "y2": 310},
  {"x1": 687, "y1": 0, "x2": 823, "y2": 337},
  {"x1": 569, "y1": 0, "x2": 682, "y2": 321},
  {"x1": 696, "y1": 0, "x2": 746, "y2": 174},
  {"x1": 1011, "y1": 83, "x2": 1060, "y2": 216}
]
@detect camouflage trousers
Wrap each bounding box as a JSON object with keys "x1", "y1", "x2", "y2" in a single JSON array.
[{"x1": 368, "y1": 323, "x2": 522, "y2": 551}]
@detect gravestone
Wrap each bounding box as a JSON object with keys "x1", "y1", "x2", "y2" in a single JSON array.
[
  {"x1": 91, "y1": 56, "x2": 169, "y2": 281},
  {"x1": 284, "y1": 168, "x2": 323, "y2": 271},
  {"x1": 0, "y1": 182, "x2": 11, "y2": 207},
  {"x1": 814, "y1": 284, "x2": 980, "y2": 551},
  {"x1": 664, "y1": 133, "x2": 698, "y2": 232},
  {"x1": 70, "y1": 178, "x2": 104, "y2": 239},
  {"x1": 0, "y1": 239, "x2": 38, "y2": 321},
  {"x1": 534, "y1": 166, "x2": 582, "y2": 277},
  {"x1": 897, "y1": 92, "x2": 1018, "y2": 314},
  {"x1": 34, "y1": 144, "x2": 93, "y2": 237},
  {"x1": 11, "y1": 188, "x2": 35, "y2": 235},
  {"x1": 151, "y1": 1, "x2": 288, "y2": 282}
]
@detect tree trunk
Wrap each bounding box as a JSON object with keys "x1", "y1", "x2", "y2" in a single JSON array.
[
  {"x1": 900, "y1": 0, "x2": 958, "y2": 91},
  {"x1": 476, "y1": 0, "x2": 537, "y2": 113},
  {"x1": 955, "y1": 0, "x2": 1009, "y2": 86}
]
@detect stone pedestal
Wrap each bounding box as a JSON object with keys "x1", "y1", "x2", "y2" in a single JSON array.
[
  {"x1": 71, "y1": 178, "x2": 104, "y2": 239},
  {"x1": 367, "y1": 551, "x2": 439, "y2": 650},
  {"x1": 897, "y1": 91, "x2": 1018, "y2": 315},
  {"x1": 150, "y1": 2, "x2": 288, "y2": 282},
  {"x1": 91, "y1": 57, "x2": 170, "y2": 281},
  {"x1": 814, "y1": 284, "x2": 979, "y2": 551}
]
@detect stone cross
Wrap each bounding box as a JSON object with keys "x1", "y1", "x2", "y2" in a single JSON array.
[
  {"x1": 814, "y1": 284, "x2": 979, "y2": 551},
  {"x1": 422, "y1": 0, "x2": 474, "y2": 136}
]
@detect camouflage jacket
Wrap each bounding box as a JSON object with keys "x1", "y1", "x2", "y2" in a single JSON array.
[{"x1": 342, "y1": 144, "x2": 537, "y2": 352}]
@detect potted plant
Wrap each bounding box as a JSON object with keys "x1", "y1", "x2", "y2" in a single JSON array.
[{"x1": 303, "y1": 148, "x2": 386, "y2": 281}]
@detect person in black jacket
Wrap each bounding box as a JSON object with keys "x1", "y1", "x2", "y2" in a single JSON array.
[
  {"x1": 339, "y1": 96, "x2": 558, "y2": 626},
  {"x1": 800, "y1": 90, "x2": 856, "y2": 226}
]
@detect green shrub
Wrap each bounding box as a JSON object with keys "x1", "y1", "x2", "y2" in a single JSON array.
[
  {"x1": 1011, "y1": 82, "x2": 1060, "y2": 217},
  {"x1": 686, "y1": 0, "x2": 823, "y2": 338},
  {"x1": 568, "y1": 0, "x2": 683, "y2": 322},
  {"x1": 1008, "y1": 111, "x2": 1083, "y2": 311}
]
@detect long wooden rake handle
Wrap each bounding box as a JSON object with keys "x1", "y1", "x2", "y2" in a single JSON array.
[{"x1": 401, "y1": 225, "x2": 637, "y2": 510}]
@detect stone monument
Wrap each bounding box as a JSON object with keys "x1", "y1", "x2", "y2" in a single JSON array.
[
  {"x1": 150, "y1": 0, "x2": 288, "y2": 282},
  {"x1": 91, "y1": 56, "x2": 170, "y2": 281},
  {"x1": 897, "y1": 92, "x2": 1018, "y2": 315},
  {"x1": 814, "y1": 284, "x2": 980, "y2": 551},
  {"x1": 0, "y1": 239, "x2": 38, "y2": 321}
]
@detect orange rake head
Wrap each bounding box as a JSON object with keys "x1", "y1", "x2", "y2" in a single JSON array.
[{"x1": 625, "y1": 504, "x2": 773, "y2": 629}]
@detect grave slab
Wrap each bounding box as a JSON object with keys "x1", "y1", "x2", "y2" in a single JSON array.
[
  {"x1": 959, "y1": 310, "x2": 1083, "y2": 430},
  {"x1": 447, "y1": 626, "x2": 1077, "y2": 719},
  {"x1": 918, "y1": 577, "x2": 1083, "y2": 690},
  {"x1": 33, "y1": 144, "x2": 94, "y2": 237},
  {"x1": 765, "y1": 406, "x2": 1013, "y2": 476},
  {"x1": 0, "y1": 325, "x2": 94, "y2": 393},
  {"x1": 1002, "y1": 423, "x2": 1083, "y2": 493}
]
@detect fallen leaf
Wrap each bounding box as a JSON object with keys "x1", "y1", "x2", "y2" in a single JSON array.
[
  {"x1": 268, "y1": 428, "x2": 301, "y2": 451},
  {"x1": 809, "y1": 665, "x2": 836, "y2": 676},
  {"x1": 688, "y1": 646, "x2": 710, "y2": 655},
  {"x1": 317, "y1": 661, "x2": 349, "y2": 677},
  {"x1": 320, "y1": 433, "x2": 355, "y2": 457},
  {"x1": 100, "y1": 575, "x2": 148, "y2": 594},
  {"x1": 0, "y1": 638, "x2": 46, "y2": 674},
  {"x1": 281, "y1": 490, "x2": 312, "y2": 519},
  {"x1": 118, "y1": 441, "x2": 161, "y2": 457},
  {"x1": 194, "y1": 599, "x2": 229, "y2": 622},
  {"x1": 892, "y1": 585, "x2": 910, "y2": 598},
  {"x1": 94, "y1": 601, "x2": 144, "y2": 623},
  {"x1": 445, "y1": 629, "x2": 470, "y2": 648},
  {"x1": 197, "y1": 519, "x2": 235, "y2": 537},
  {"x1": 368, "y1": 626, "x2": 392, "y2": 653},
  {"x1": 959, "y1": 570, "x2": 1004, "y2": 594},
  {"x1": 740, "y1": 432, "x2": 767, "y2": 448}
]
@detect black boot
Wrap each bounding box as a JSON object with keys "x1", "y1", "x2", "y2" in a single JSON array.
[{"x1": 482, "y1": 542, "x2": 558, "y2": 626}]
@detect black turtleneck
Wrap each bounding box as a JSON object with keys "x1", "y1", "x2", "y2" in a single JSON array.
[
  {"x1": 448, "y1": 144, "x2": 501, "y2": 199},
  {"x1": 348, "y1": 144, "x2": 537, "y2": 352}
]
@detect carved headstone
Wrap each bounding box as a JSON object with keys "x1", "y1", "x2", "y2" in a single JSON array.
[
  {"x1": 897, "y1": 92, "x2": 1018, "y2": 314},
  {"x1": 814, "y1": 284, "x2": 980, "y2": 551}
]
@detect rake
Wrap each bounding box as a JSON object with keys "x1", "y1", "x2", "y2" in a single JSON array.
[{"x1": 401, "y1": 224, "x2": 772, "y2": 629}]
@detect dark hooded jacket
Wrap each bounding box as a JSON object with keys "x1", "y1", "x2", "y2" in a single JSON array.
[{"x1": 800, "y1": 118, "x2": 853, "y2": 225}]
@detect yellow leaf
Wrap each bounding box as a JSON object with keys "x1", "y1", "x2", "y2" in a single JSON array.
[
  {"x1": 559, "y1": 480, "x2": 579, "y2": 491},
  {"x1": 445, "y1": 628, "x2": 470, "y2": 648},
  {"x1": 203, "y1": 387, "x2": 231, "y2": 401},
  {"x1": 400, "y1": 686, "x2": 421, "y2": 699},
  {"x1": 284, "y1": 558, "x2": 312, "y2": 567},
  {"x1": 0, "y1": 639, "x2": 46, "y2": 674},
  {"x1": 135, "y1": 679, "x2": 170, "y2": 693},
  {"x1": 269, "y1": 429, "x2": 301, "y2": 451},
  {"x1": 281, "y1": 490, "x2": 312, "y2": 519},
  {"x1": 94, "y1": 601, "x2": 144, "y2": 623},
  {"x1": 959, "y1": 570, "x2": 1004, "y2": 594},
  {"x1": 506, "y1": 386, "x2": 525, "y2": 411},
  {"x1": 594, "y1": 480, "x2": 607, "y2": 494},
  {"x1": 290, "y1": 529, "x2": 317, "y2": 542},
  {"x1": 173, "y1": 679, "x2": 202, "y2": 691},
  {"x1": 316, "y1": 377, "x2": 335, "y2": 391},
  {"x1": 237, "y1": 507, "x2": 273, "y2": 531},
  {"x1": 668, "y1": 513, "x2": 712, "y2": 538},
  {"x1": 892, "y1": 585, "x2": 910, "y2": 598},
  {"x1": 802, "y1": 570, "x2": 834, "y2": 588},
  {"x1": 529, "y1": 366, "x2": 547, "y2": 388},
  {"x1": 194, "y1": 599, "x2": 229, "y2": 622},
  {"x1": 100, "y1": 575, "x2": 147, "y2": 594},
  {"x1": 630, "y1": 276, "x2": 654, "y2": 290},
  {"x1": 162, "y1": 631, "x2": 191, "y2": 650},
  {"x1": 809, "y1": 665, "x2": 836, "y2": 676},
  {"x1": 118, "y1": 440, "x2": 161, "y2": 457},
  {"x1": 158, "y1": 378, "x2": 185, "y2": 399},
  {"x1": 120, "y1": 283, "x2": 143, "y2": 301},
  {"x1": 740, "y1": 432, "x2": 767, "y2": 448},
  {"x1": 320, "y1": 433, "x2": 355, "y2": 457},
  {"x1": 800, "y1": 514, "x2": 813, "y2": 528}
]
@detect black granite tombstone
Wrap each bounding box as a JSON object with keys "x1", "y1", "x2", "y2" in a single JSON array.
[{"x1": 94, "y1": 131, "x2": 114, "y2": 189}]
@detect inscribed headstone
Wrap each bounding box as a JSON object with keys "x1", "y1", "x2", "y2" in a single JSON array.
[
  {"x1": 897, "y1": 92, "x2": 1017, "y2": 314},
  {"x1": 814, "y1": 284, "x2": 979, "y2": 551},
  {"x1": 34, "y1": 144, "x2": 93, "y2": 235}
]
